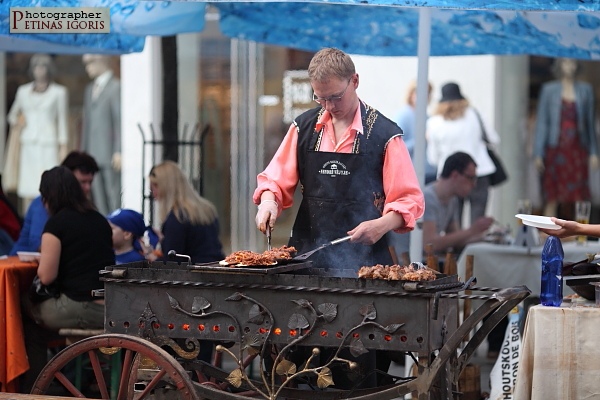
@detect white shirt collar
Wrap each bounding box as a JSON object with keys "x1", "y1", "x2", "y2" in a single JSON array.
[{"x1": 94, "y1": 70, "x2": 113, "y2": 90}]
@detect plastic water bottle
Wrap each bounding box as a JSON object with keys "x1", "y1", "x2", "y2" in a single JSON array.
[{"x1": 540, "y1": 236, "x2": 564, "y2": 307}]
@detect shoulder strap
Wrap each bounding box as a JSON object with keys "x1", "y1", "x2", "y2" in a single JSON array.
[{"x1": 473, "y1": 108, "x2": 490, "y2": 144}]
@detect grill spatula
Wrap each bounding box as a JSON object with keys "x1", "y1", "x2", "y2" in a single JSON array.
[{"x1": 292, "y1": 235, "x2": 352, "y2": 261}]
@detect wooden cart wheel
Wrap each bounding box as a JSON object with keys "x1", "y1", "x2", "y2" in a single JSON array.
[{"x1": 31, "y1": 333, "x2": 200, "y2": 400}]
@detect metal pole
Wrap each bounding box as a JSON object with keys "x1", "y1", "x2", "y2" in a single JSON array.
[{"x1": 410, "y1": 7, "x2": 431, "y2": 278}]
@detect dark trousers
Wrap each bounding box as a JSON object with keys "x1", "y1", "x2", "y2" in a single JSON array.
[{"x1": 19, "y1": 314, "x2": 60, "y2": 393}]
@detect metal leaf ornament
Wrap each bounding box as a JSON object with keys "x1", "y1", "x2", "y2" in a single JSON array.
[
  {"x1": 317, "y1": 367, "x2": 334, "y2": 389},
  {"x1": 242, "y1": 334, "x2": 262, "y2": 356},
  {"x1": 288, "y1": 313, "x2": 310, "y2": 330},
  {"x1": 275, "y1": 359, "x2": 297, "y2": 376},
  {"x1": 385, "y1": 323, "x2": 404, "y2": 333},
  {"x1": 226, "y1": 368, "x2": 244, "y2": 388},
  {"x1": 359, "y1": 303, "x2": 377, "y2": 320},
  {"x1": 247, "y1": 304, "x2": 265, "y2": 324},
  {"x1": 292, "y1": 299, "x2": 312, "y2": 308},
  {"x1": 317, "y1": 303, "x2": 337, "y2": 322},
  {"x1": 225, "y1": 292, "x2": 244, "y2": 301},
  {"x1": 191, "y1": 296, "x2": 211, "y2": 314},
  {"x1": 167, "y1": 293, "x2": 180, "y2": 309},
  {"x1": 349, "y1": 337, "x2": 369, "y2": 357}
]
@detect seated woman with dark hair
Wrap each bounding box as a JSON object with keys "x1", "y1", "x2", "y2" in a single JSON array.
[
  {"x1": 19, "y1": 166, "x2": 115, "y2": 393},
  {"x1": 10, "y1": 150, "x2": 99, "y2": 255}
]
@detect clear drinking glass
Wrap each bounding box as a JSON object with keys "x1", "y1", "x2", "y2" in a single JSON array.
[
  {"x1": 575, "y1": 201, "x2": 591, "y2": 245},
  {"x1": 517, "y1": 199, "x2": 532, "y2": 217}
]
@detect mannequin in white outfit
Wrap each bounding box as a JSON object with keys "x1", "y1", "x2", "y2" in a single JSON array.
[{"x1": 7, "y1": 54, "x2": 68, "y2": 211}]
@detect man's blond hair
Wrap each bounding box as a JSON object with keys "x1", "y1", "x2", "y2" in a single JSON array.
[{"x1": 308, "y1": 48, "x2": 355, "y2": 82}]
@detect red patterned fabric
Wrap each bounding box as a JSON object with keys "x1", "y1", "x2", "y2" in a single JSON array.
[{"x1": 543, "y1": 100, "x2": 590, "y2": 203}]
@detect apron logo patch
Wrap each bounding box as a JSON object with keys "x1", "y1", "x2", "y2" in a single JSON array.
[{"x1": 319, "y1": 160, "x2": 350, "y2": 178}]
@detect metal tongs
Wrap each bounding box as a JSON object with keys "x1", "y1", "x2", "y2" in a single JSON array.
[
  {"x1": 266, "y1": 225, "x2": 272, "y2": 251},
  {"x1": 292, "y1": 235, "x2": 352, "y2": 261}
]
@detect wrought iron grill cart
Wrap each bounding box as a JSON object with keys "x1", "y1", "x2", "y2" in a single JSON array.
[{"x1": 31, "y1": 260, "x2": 529, "y2": 400}]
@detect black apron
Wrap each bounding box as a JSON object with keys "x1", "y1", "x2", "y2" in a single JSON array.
[{"x1": 289, "y1": 104, "x2": 398, "y2": 271}]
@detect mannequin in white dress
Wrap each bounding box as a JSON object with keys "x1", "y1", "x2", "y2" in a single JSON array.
[{"x1": 7, "y1": 54, "x2": 68, "y2": 210}]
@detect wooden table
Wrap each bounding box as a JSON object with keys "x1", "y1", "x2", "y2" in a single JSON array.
[
  {"x1": 514, "y1": 304, "x2": 600, "y2": 399},
  {"x1": 0, "y1": 256, "x2": 38, "y2": 392}
]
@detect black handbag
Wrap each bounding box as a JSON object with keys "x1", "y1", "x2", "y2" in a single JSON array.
[
  {"x1": 475, "y1": 110, "x2": 508, "y2": 187},
  {"x1": 28, "y1": 275, "x2": 60, "y2": 304}
]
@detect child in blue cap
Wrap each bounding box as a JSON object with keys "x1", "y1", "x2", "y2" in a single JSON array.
[{"x1": 107, "y1": 208, "x2": 157, "y2": 264}]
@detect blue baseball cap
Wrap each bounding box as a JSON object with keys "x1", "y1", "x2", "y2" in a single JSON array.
[{"x1": 107, "y1": 209, "x2": 146, "y2": 238}]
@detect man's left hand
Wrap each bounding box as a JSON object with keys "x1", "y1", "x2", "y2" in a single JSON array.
[{"x1": 347, "y1": 219, "x2": 388, "y2": 245}]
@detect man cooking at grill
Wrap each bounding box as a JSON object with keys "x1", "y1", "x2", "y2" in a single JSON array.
[{"x1": 254, "y1": 47, "x2": 424, "y2": 272}]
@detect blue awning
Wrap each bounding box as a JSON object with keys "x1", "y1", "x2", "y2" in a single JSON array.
[
  {"x1": 0, "y1": 0, "x2": 599, "y2": 58},
  {"x1": 217, "y1": 4, "x2": 600, "y2": 59},
  {"x1": 0, "y1": 0, "x2": 206, "y2": 54},
  {"x1": 209, "y1": 0, "x2": 600, "y2": 12}
]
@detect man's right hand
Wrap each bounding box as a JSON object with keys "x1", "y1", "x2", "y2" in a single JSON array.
[{"x1": 255, "y1": 200, "x2": 278, "y2": 234}]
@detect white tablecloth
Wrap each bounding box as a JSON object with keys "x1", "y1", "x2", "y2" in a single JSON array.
[
  {"x1": 457, "y1": 241, "x2": 599, "y2": 296},
  {"x1": 514, "y1": 305, "x2": 600, "y2": 399}
]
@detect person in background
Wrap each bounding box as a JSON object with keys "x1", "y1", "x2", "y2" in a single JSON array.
[
  {"x1": 148, "y1": 161, "x2": 224, "y2": 364},
  {"x1": 426, "y1": 82, "x2": 500, "y2": 228},
  {"x1": 148, "y1": 161, "x2": 224, "y2": 264},
  {"x1": 395, "y1": 79, "x2": 437, "y2": 183},
  {"x1": 421, "y1": 151, "x2": 494, "y2": 261},
  {"x1": 9, "y1": 151, "x2": 99, "y2": 255},
  {"x1": 388, "y1": 79, "x2": 435, "y2": 263},
  {"x1": 0, "y1": 177, "x2": 21, "y2": 255},
  {"x1": 107, "y1": 208, "x2": 156, "y2": 264},
  {"x1": 19, "y1": 166, "x2": 115, "y2": 393},
  {"x1": 539, "y1": 218, "x2": 600, "y2": 238},
  {"x1": 254, "y1": 48, "x2": 424, "y2": 272},
  {"x1": 421, "y1": 151, "x2": 501, "y2": 358}
]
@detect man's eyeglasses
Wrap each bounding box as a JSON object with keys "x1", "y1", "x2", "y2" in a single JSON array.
[
  {"x1": 312, "y1": 79, "x2": 352, "y2": 105},
  {"x1": 461, "y1": 172, "x2": 478, "y2": 183}
]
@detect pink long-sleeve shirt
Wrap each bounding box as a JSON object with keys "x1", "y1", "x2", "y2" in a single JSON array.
[{"x1": 253, "y1": 106, "x2": 424, "y2": 233}]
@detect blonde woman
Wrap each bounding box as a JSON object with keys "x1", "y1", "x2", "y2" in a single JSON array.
[
  {"x1": 149, "y1": 161, "x2": 224, "y2": 263},
  {"x1": 426, "y1": 82, "x2": 500, "y2": 226},
  {"x1": 394, "y1": 79, "x2": 436, "y2": 183}
]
